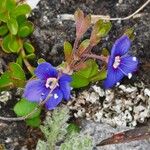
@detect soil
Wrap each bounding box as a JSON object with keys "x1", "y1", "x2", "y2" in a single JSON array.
[{"x1": 0, "y1": 0, "x2": 150, "y2": 149}]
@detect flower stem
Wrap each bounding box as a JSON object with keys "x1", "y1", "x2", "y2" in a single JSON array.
[
  {"x1": 73, "y1": 37, "x2": 80, "y2": 52},
  {"x1": 68, "y1": 37, "x2": 80, "y2": 70},
  {"x1": 83, "y1": 53, "x2": 109, "y2": 63}
]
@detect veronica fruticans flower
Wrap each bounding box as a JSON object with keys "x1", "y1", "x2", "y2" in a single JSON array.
[
  {"x1": 104, "y1": 35, "x2": 138, "y2": 89},
  {"x1": 23, "y1": 62, "x2": 72, "y2": 110}
]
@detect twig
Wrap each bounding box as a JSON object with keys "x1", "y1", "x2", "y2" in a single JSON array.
[{"x1": 57, "y1": 0, "x2": 150, "y2": 23}]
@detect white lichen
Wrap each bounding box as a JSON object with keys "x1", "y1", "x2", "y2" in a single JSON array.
[
  {"x1": 92, "y1": 85, "x2": 105, "y2": 97},
  {"x1": 68, "y1": 83, "x2": 150, "y2": 127},
  {"x1": 0, "y1": 91, "x2": 12, "y2": 104}
]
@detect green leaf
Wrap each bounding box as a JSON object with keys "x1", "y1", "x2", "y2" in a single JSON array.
[
  {"x1": 5, "y1": 0, "x2": 16, "y2": 11},
  {"x1": 16, "y1": 55, "x2": 23, "y2": 67},
  {"x1": 26, "y1": 117, "x2": 41, "y2": 127},
  {"x1": 18, "y1": 26, "x2": 30, "y2": 37},
  {"x1": 0, "y1": 11, "x2": 9, "y2": 22},
  {"x1": 71, "y1": 73, "x2": 89, "y2": 88},
  {"x1": 124, "y1": 28, "x2": 134, "y2": 40},
  {"x1": 7, "y1": 18, "x2": 18, "y2": 35},
  {"x1": 18, "y1": 21, "x2": 34, "y2": 37},
  {"x1": 0, "y1": 25, "x2": 8, "y2": 36},
  {"x1": 77, "y1": 39, "x2": 90, "y2": 56},
  {"x1": 98, "y1": 21, "x2": 111, "y2": 37},
  {"x1": 90, "y1": 20, "x2": 112, "y2": 46},
  {"x1": 9, "y1": 62, "x2": 26, "y2": 87},
  {"x1": 0, "y1": 62, "x2": 26, "y2": 90},
  {"x1": 90, "y1": 70, "x2": 107, "y2": 82},
  {"x1": 16, "y1": 15, "x2": 26, "y2": 26},
  {"x1": 0, "y1": 0, "x2": 9, "y2": 22},
  {"x1": 64, "y1": 41, "x2": 72, "y2": 63},
  {"x1": 101, "y1": 48, "x2": 109, "y2": 56},
  {"x1": 2, "y1": 34, "x2": 22, "y2": 53},
  {"x1": 0, "y1": 0, "x2": 6, "y2": 10},
  {"x1": 37, "y1": 58, "x2": 46, "y2": 64},
  {"x1": 0, "y1": 71, "x2": 13, "y2": 90},
  {"x1": 14, "y1": 98, "x2": 41, "y2": 119},
  {"x1": 1, "y1": 34, "x2": 12, "y2": 53},
  {"x1": 77, "y1": 60, "x2": 99, "y2": 78},
  {"x1": 8, "y1": 36, "x2": 22, "y2": 53},
  {"x1": 71, "y1": 60, "x2": 104, "y2": 88},
  {"x1": 24, "y1": 42, "x2": 35, "y2": 54},
  {"x1": 26, "y1": 53, "x2": 36, "y2": 60},
  {"x1": 13, "y1": 4, "x2": 31, "y2": 17}
]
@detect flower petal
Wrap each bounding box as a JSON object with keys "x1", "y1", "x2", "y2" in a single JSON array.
[
  {"x1": 45, "y1": 88, "x2": 63, "y2": 110},
  {"x1": 59, "y1": 81, "x2": 71, "y2": 100},
  {"x1": 34, "y1": 62, "x2": 58, "y2": 80},
  {"x1": 107, "y1": 56, "x2": 114, "y2": 68},
  {"x1": 103, "y1": 67, "x2": 124, "y2": 89},
  {"x1": 59, "y1": 74, "x2": 72, "y2": 82},
  {"x1": 120, "y1": 56, "x2": 138, "y2": 74},
  {"x1": 59, "y1": 74, "x2": 72, "y2": 100},
  {"x1": 111, "y1": 35, "x2": 131, "y2": 57},
  {"x1": 23, "y1": 79, "x2": 49, "y2": 102}
]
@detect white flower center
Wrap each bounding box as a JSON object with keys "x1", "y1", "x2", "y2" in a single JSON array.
[
  {"x1": 45, "y1": 77, "x2": 59, "y2": 89},
  {"x1": 113, "y1": 56, "x2": 121, "y2": 69}
]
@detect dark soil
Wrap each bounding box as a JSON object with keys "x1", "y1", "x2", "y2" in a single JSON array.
[{"x1": 0, "y1": 0, "x2": 150, "y2": 149}]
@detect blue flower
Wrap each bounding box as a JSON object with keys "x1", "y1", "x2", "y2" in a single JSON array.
[
  {"x1": 23, "y1": 62, "x2": 72, "y2": 110},
  {"x1": 104, "y1": 35, "x2": 138, "y2": 89}
]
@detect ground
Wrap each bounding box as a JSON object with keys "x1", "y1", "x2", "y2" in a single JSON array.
[{"x1": 0, "y1": 0, "x2": 150, "y2": 149}]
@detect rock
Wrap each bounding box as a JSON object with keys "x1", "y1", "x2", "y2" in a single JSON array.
[
  {"x1": 69, "y1": 83, "x2": 150, "y2": 127},
  {"x1": 81, "y1": 120, "x2": 150, "y2": 150}
]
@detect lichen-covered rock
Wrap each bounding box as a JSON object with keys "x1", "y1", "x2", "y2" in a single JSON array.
[
  {"x1": 68, "y1": 82, "x2": 150, "y2": 127},
  {"x1": 81, "y1": 120, "x2": 150, "y2": 150}
]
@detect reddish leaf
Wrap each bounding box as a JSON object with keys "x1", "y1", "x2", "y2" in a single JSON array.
[
  {"x1": 74, "y1": 9, "x2": 91, "y2": 39},
  {"x1": 77, "y1": 39, "x2": 90, "y2": 56}
]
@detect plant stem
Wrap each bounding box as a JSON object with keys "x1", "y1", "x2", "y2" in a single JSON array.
[
  {"x1": 21, "y1": 48, "x2": 34, "y2": 75},
  {"x1": 83, "y1": 53, "x2": 109, "y2": 63},
  {"x1": 73, "y1": 37, "x2": 80, "y2": 52},
  {"x1": 69, "y1": 37, "x2": 80, "y2": 69}
]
